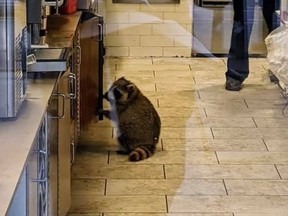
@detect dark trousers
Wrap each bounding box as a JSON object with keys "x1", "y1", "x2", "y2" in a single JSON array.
[{"x1": 226, "y1": 0, "x2": 280, "y2": 82}]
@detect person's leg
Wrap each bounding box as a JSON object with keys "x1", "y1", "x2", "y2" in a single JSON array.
[
  {"x1": 261, "y1": 0, "x2": 280, "y2": 33},
  {"x1": 225, "y1": 0, "x2": 255, "y2": 90}
]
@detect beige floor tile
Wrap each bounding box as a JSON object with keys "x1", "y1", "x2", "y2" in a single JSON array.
[
  {"x1": 80, "y1": 127, "x2": 113, "y2": 139},
  {"x1": 234, "y1": 214, "x2": 288, "y2": 216},
  {"x1": 164, "y1": 164, "x2": 279, "y2": 179},
  {"x1": 106, "y1": 179, "x2": 226, "y2": 196},
  {"x1": 68, "y1": 213, "x2": 102, "y2": 216},
  {"x1": 254, "y1": 117, "x2": 288, "y2": 128},
  {"x1": 167, "y1": 195, "x2": 288, "y2": 213},
  {"x1": 245, "y1": 99, "x2": 287, "y2": 109},
  {"x1": 238, "y1": 89, "x2": 283, "y2": 100},
  {"x1": 70, "y1": 195, "x2": 166, "y2": 213},
  {"x1": 225, "y1": 180, "x2": 288, "y2": 195},
  {"x1": 154, "y1": 70, "x2": 194, "y2": 77},
  {"x1": 72, "y1": 164, "x2": 165, "y2": 179},
  {"x1": 206, "y1": 108, "x2": 284, "y2": 118},
  {"x1": 199, "y1": 91, "x2": 242, "y2": 100},
  {"x1": 156, "y1": 81, "x2": 196, "y2": 92},
  {"x1": 162, "y1": 138, "x2": 266, "y2": 151},
  {"x1": 74, "y1": 151, "x2": 108, "y2": 165},
  {"x1": 189, "y1": 60, "x2": 226, "y2": 72},
  {"x1": 116, "y1": 58, "x2": 153, "y2": 65},
  {"x1": 160, "y1": 117, "x2": 255, "y2": 128},
  {"x1": 158, "y1": 98, "x2": 247, "y2": 109},
  {"x1": 157, "y1": 108, "x2": 206, "y2": 118},
  {"x1": 109, "y1": 150, "x2": 218, "y2": 165},
  {"x1": 121, "y1": 75, "x2": 195, "y2": 84},
  {"x1": 276, "y1": 165, "x2": 288, "y2": 179},
  {"x1": 156, "y1": 82, "x2": 196, "y2": 91},
  {"x1": 217, "y1": 151, "x2": 288, "y2": 164},
  {"x1": 113, "y1": 70, "x2": 154, "y2": 77},
  {"x1": 143, "y1": 90, "x2": 199, "y2": 100},
  {"x1": 117, "y1": 64, "x2": 190, "y2": 71},
  {"x1": 78, "y1": 138, "x2": 162, "y2": 151},
  {"x1": 213, "y1": 128, "x2": 288, "y2": 139},
  {"x1": 152, "y1": 57, "x2": 224, "y2": 65},
  {"x1": 71, "y1": 179, "x2": 105, "y2": 196},
  {"x1": 264, "y1": 139, "x2": 288, "y2": 151},
  {"x1": 194, "y1": 77, "x2": 226, "y2": 85},
  {"x1": 104, "y1": 214, "x2": 233, "y2": 216},
  {"x1": 160, "y1": 127, "x2": 213, "y2": 139}
]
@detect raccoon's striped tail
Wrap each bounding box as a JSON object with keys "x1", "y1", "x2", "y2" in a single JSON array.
[{"x1": 129, "y1": 145, "x2": 155, "y2": 162}]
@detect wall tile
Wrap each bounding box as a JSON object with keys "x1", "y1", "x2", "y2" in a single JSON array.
[
  {"x1": 105, "y1": 12, "x2": 129, "y2": 24},
  {"x1": 129, "y1": 12, "x2": 164, "y2": 23},
  {"x1": 129, "y1": 47, "x2": 163, "y2": 57},
  {"x1": 118, "y1": 24, "x2": 152, "y2": 35},
  {"x1": 106, "y1": 47, "x2": 129, "y2": 57},
  {"x1": 152, "y1": 23, "x2": 189, "y2": 36},
  {"x1": 141, "y1": 35, "x2": 174, "y2": 47},
  {"x1": 106, "y1": 35, "x2": 140, "y2": 47}
]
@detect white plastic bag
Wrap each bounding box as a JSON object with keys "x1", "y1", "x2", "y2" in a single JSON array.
[{"x1": 265, "y1": 25, "x2": 288, "y2": 84}]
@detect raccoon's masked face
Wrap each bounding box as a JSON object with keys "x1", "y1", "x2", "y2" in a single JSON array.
[{"x1": 103, "y1": 77, "x2": 137, "y2": 104}]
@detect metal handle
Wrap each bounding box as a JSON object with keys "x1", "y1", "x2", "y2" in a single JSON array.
[
  {"x1": 30, "y1": 178, "x2": 47, "y2": 183},
  {"x1": 71, "y1": 142, "x2": 75, "y2": 164},
  {"x1": 51, "y1": 93, "x2": 65, "y2": 119},
  {"x1": 69, "y1": 73, "x2": 77, "y2": 99},
  {"x1": 97, "y1": 23, "x2": 103, "y2": 42}
]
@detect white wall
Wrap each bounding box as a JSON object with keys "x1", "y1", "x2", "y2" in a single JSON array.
[{"x1": 98, "y1": 0, "x2": 193, "y2": 57}]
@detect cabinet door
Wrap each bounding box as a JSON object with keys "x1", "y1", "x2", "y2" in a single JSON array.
[
  {"x1": 6, "y1": 168, "x2": 28, "y2": 216},
  {"x1": 47, "y1": 94, "x2": 58, "y2": 216},
  {"x1": 79, "y1": 17, "x2": 100, "y2": 131},
  {"x1": 58, "y1": 69, "x2": 71, "y2": 216}
]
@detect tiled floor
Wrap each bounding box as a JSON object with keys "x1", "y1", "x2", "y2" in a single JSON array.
[{"x1": 68, "y1": 57, "x2": 288, "y2": 216}]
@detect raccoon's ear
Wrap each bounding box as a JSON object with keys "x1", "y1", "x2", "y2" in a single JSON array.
[{"x1": 126, "y1": 83, "x2": 136, "y2": 92}]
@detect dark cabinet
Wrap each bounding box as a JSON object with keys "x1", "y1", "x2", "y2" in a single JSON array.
[{"x1": 79, "y1": 12, "x2": 105, "y2": 133}]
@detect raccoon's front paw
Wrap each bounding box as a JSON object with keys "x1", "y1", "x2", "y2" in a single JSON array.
[{"x1": 98, "y1": 109, "x2": 110, "y2": 118}]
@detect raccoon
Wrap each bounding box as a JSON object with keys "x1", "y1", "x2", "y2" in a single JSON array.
[{"x1": 101, "y1": 77, "x2": 161, "y2": 162}]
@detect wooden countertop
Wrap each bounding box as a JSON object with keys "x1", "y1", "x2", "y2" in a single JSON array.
[{"x1": 46, "y1": 11, "x2": 82, "y2": 48}]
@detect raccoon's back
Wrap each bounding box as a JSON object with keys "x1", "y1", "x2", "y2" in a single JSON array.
[{"x1": 118, "y1": 95, "x2": 161, "y2": 143}]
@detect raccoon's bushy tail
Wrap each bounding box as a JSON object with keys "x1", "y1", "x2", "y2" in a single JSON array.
[{"x1": 129, "y1": 145, "x2": 155, "y2": 162}]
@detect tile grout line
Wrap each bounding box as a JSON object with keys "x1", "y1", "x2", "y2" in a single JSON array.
[
  {"x1": 193, "y1": 76, "x2": 197, "y2": 85},
  {"x1": 157, "y1": 98, "x2": 160, "y2": 108},
  {"x1": 215, "y1": 151, "x2": 220, "y2": 164},
  {"x1": 107, "y1": 151, "x2": 110, "y2": 165},
  {"x1": 274, "y1": 164, "x2": 283, "y2": 180},
  {"x1": 163, "y1": 164, "x2": 166, "y2": 179},
  {"x1": 222, "y1": 179, "x2": 229, "y2": 195},
  {"x1": 160, "y1": 138, "x2": 164, "y2": 151},
  {"x1": 104, "y1": 179, "x2": 107, "y2": 196},
  {"x1": 210, "y1": 127, "x2": 215, "y2": 138},
  {"x1": 252, "y1": 117, "x2": 258, "y2": 128},
  {"x1": 243, "y1": 99, "x2": 249, "y2": 108},
  {"x1": 165, "y1": 195, "x2": 169, "y2": 213},
  {"x1": 262, "y1": 139, "x2": 270, "y2": 151}
]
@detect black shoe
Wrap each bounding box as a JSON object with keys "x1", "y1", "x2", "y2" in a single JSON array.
[{"x1": 225, "y1": 77, "x2": 243, "y2": 91}]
